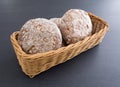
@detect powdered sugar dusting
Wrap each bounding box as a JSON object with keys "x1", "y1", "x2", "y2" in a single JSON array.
[
  {"x1": 60, "y1": 9, "x2": 92, "y2": 44},
  {"x1": 18, "y1": 18, "x2": 62, "y2": 54}
]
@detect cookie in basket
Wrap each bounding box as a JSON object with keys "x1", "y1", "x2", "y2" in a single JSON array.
[
  {"x1": 51, "y1": 9, "x2": 92, "y2": 44},
  {"x1": 18, "y1": 18, "x2": 62, "y2": 54},
  {"x1": 50, "y1": 18, "x2": 66, "y2": 46}
]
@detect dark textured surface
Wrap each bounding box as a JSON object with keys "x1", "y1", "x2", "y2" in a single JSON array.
[{"x1": 0, "y1": 0, "x2": 120, "y2": 87}]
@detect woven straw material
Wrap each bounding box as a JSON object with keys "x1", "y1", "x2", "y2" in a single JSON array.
[{"x1": 10, "y1": 13, "x2": 109, "y2": 78}]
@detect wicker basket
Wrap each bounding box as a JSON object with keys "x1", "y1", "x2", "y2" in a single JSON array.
[{"x1": 10, "y1": 12, "x2": 109, "y2": 78}]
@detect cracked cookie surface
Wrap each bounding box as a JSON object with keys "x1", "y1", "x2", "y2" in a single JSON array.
[{"x1": 18, "y1": 18, "x2": 62, "y2": 54}]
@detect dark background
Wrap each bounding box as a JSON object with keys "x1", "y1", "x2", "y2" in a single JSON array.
[{"x1": 0, "y1": 0, "x2": 120, "y2": 87}]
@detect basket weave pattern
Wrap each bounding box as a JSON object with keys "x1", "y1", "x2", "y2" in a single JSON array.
[{"x1": 10, "y1": 13, "x2": 109, "y2": 78}]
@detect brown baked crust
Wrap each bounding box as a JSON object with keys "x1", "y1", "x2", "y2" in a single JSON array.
[
  {"x1": 60, "y1": 9, "x2": 92, "y2": 44},
  {"x1": 18, "y1": 18, "x2": 62, "y2": 54}
]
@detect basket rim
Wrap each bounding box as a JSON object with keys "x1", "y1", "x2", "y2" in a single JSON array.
[{"x1": 10, "y1": 12, "x2": 109, "y2": 59}]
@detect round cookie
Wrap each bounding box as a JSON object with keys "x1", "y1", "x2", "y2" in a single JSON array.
[
  {"x1": 50, "y1": 18, "x2": 65, "y2": 31},
  {"x1": 60, "y1": 9, "x2": 92, "y2": 44},
  {"x1": 50, "y1": 18, "x2": 62, "y2": 28},
  {"x1": 18, "y1": 18, "x2": 62, "y2": 54},
  {"x1": 50, "y1": 18, "x2": 67, "y2": 46}
]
